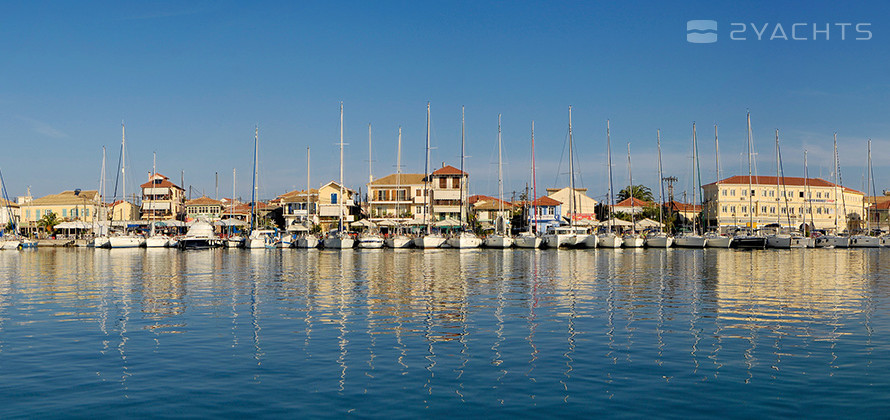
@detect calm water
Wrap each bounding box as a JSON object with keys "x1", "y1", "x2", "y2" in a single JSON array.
[{"x1": 0, "y1": 248, "x2": 888, "y2": 418}]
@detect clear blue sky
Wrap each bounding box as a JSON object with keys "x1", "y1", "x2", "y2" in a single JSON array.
[{"x1": 2, "y1": 1, "x2": 889, "y2": 204}]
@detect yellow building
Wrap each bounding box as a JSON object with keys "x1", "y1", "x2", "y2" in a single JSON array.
[
  {"x1": 366, "y1": 173, "x2": 427, "y2": 222},
  {"x1": 110, "y1": 200, "x2": 140, "y2": 221},
  {"x1": 19, "y1": 190, "x2": 101, "y2": 228},
  {"x1": 702, "y1": 175, "x2": 864, "y2": 232},
  {"x1": 546, "y1": 187, "x2": 598, "y2": 221},
  {"x1": 184, "y1": 196, "x2": 224, "y2": 221},
  {"x1": 140, "y1": 173, "x2": 185, "y2": 220}
]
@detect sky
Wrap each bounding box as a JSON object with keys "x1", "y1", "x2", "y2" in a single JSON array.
[{"x1": 2, "y1": 1, "x2": 890, "y2": 204}]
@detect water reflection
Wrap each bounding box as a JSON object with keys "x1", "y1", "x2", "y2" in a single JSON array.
[{"x1": 0, "y1": 248, "x2": 887, "y2": 416}]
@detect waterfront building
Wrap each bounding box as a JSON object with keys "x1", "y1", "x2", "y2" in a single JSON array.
[
  {"x1": 19, "y1": 190, "x2": 101, "y2": 231},
  {"x1": 429, "y1": 165, "x2": 468, "y2": 222},
  {"x1": 140, "y1": 173, "x2": 185, "y2": 220},
  {"x1": 545, "y1": 187, "x2": 598, "y2": 221},
  {"x1": 367, "y1": 174, "x2": 425, "y2": 223},
  {"x1": 110, "y1": 200, "x2": 140, "y2": 221},
  {"x1": 184, "y1": 196, "x2": 224, "y2": 222},
  {"x1": 279, "y1": 188, "x2": 319, "y2": 230},
  {"x1": 0, "y1": 198, "x2": 21, "y2": 229},
  {"x1": 471, "y1": 197, "x2": 515, "y2": 230},
  {"x1": 611, "y1": 197, "x2": 654, "y2": 215},
  {"x1": 665, "y1": 201, "x2": 702, "y2": 225},
  {"x1": 702, "y1": 175, "x2": 864, "y2": 231},
  {"x1": 315, "y1": 181, "x2": 359, "y2": 230},
  {"x1": 524, "y1": 196, "x2": 562, "y2": 233}
]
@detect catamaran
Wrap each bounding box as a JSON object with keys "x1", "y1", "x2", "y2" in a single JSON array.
[
  {"x1": 447, "y1": 107, "x2": 482, "y2": 249},
  {"x1": 323, "y1": 102, "x2": 355, "y2": 249},
  {"x1": 245, "y1": 126, "x2": 276, "y2": 249},
  {"x1": 515, "y1": 121, "x2": 542, "y2": 249},
  {"x1": 646, "y1": 129, "x2": 672, "y2": 248},
  {"x1": 483, "y1": 114, "x2": 513, "y2": 248},
  {"x1": 414, "y1": 102, "x2": 446, "y2": 249}
]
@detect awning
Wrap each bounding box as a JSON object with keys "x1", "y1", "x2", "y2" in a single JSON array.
[
  {"x1": 350, "y1": 219, "x2": 377, "y2": 228},
  {"x1": 602, "y1": 218, "x2": 633, "y2": 227},
  {"x1": 433, "y1": 218, "x2": 462, "y2": 228},
  {"x1": 55, "y1": 221, "x2": 92, "y2": 229},
  {"x1": 636, "y1": 218, "x2": 663, "y2": 228}
]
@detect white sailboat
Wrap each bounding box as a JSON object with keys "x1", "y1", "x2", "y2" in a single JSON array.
[
  {"x1": 0, "y1": 168, "x2": 23, "y2": 250},
  {"x1": 622, "y1": 143, "x2": 644, "y2": 248},
  {"x1": 802, "y1": 151, "x2": 816, "y2": 247},
  {"x1": 90, "y1": 146, "x2": 111, "y2": 248},
  {"x1": 515, "y1": 121, "x2": 542, "y2": 249},
  {"x1": 598, "y1": 119, "x2": 622, "y2": 248},
  {"x1": 145, "y1": 153, "x2": 172, "y2": 247},
  {"x1": 245, "y1": 126, "x2": 272, "y2": 249},
  {"x1": 447, "y1": 106, "x2": 482, "y2": 249},
  {"x1": 414, "y1": 102, "x2": 445, "y2": 249},
  {"x1": 225, "y1": 168, "x2": 245, "y2": 248},
  {"x1": 295, "y1": 148, "x2": 319, "y2": 249},
  {"x1": 818, "y1": 133, "x2": 850, "y2": 248},
  {"x1": 323, "y1": 102, "x2": 355, "y2": 249},
  {"x1": 732, "y1": 112, "x2": 767, "y2": 249},
  {"x1": 483, "y1": 114, "x2": 513, "y2": 248},
  {"x1": 673, "y1": 123, "x2": 707, "y2": 248},
  {"x1": 646, "y1": 129, "x2": 672, "y2": 248},
  {"x1": 384, "y1": 126, "x2": 414, "y2": 248},
  {"x1": 766, "y1": 129, "x2": 806, "y2": 249},
  {"x1": 108, "y1": 123, "x2": 146, "y2": 248},
  {"x1": 704, "y1": 124, "x2": 732, "y2": 247},
  {"x1": 543, "y1": 107, "x2": 585, "y2": 248},
  {"x1": 850, "y1": 139, "x2": 880, "y2": 247},
  {"x1": 358, "y1": 123, "x2": 385, "y2": 249}
]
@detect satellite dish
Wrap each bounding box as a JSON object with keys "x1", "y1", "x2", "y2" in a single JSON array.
[{"x1": 74, "y1": 189, "x2": 82, "y2": 196}]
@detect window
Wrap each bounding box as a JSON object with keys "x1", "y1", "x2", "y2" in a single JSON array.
[
  {"x1": 416, "y1": 206, "x2": 423, "y2": 214},
  {"x1": 800, "y1": 191, "x2": 805, "y2": 198},
  {"x1": 722, "y1": 189, "x2": 727, "y2": 196},
  {"x1": 742, "y1": 206, "x2": 747, "y2": 213},
  {"x1": 731, "y1": 189, "x2": 736, "y2": 196},
  {"x1": 45, "y1": 209, "x2": 51, "y2": 216},
  {"x1": 817, "y1": 192, "x2": 822, "y2": 198},
  {"x1": 25, "y1": 209, "x2": 30, "y2": 218},
  {"x1": 817, "y1": 207, "x2": 822, "y2": 214},
  {"x1": 742, "y1": 189, "x2": 747, "y2": 197},
  {"x1": 825, "y1": 193, "x2": 830, "y2": 199},
  {"x1": 452, "y1": 178, "x2": 460, "y2": 189},
  {"x1": 331, "y1": 193, "x2": 338, "y2": 204},
  {"x1": 439, "y1": 178, "x2": 447, "y2": 189},
  {"x1": 415, "y1": 189, "x2": 421, "y2": 197},
  {"x1": 722, "y1": 205, "x2": 727, "y2": 213}
]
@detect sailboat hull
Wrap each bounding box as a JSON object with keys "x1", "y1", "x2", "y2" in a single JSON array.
[
  {"x1": 622, "y1": 235, "x2": 644, "y2": 248},
  {"x1": 0, "y1": 240, "x2": 21, "y2": 250},
  {"x1": 414, "y1": 235, "x2": 445, "y2": 249},
  {"x1": 295, "y1": 236, "x2": 319, "y2": 248},
  {"x1": 850, "y1": 235, "x2": 881, "y2": 248},
  {"x1": 514, "y1": 234, "x2": 541, "y2": 248},
  {"x1": 732, "y1": 236, "x2": 767, "y2": 249},
  {"x1": 674, "y1": 235, "x2": 707, "y2": 248},
  {"x1": 384, "y1": 236, "x2": 413, "y2": 248},
  {"x1": 358, "y1": 235, "x2": 385, "y2": 248},
  {"x1": 109, "y1": 236, "x2": 145, "y2": 248},
  {"x1": 705, "y1": 236, "x2": 733, "y2": 248},
  {"x1": 145, "y1": 236, "x2": 171, "y2": 248},
  {"x1": 323, "y1": 237, "x2": 355, "y2": 249},
  {"x1": 645, "y1": 235, "x2": 672, "y2": 248},
  {"x1": 483, "y1": 235, "x2": 513, "y2": 248},
  {"x1": 599, "y1": 234, "x2": 623, "y2": 248}
]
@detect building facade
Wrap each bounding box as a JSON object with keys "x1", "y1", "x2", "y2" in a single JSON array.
[
  {"x1": 366, "y1": 174, "x2": 426, "y2": 222},
  {"x1": 184, "y1": 196, "x2": 224, "y2": 222},
  {"x1": 702, "y1": 175, "x2": 865, "y2": 232},
  {"x1": 19, "y1": 190, "x2": 101, "y2": 229},
  {"x1": 546, "y1": 187, "x2": 598, "y2": 222},
  {"x1": 140, "y1": 173, "x2": 185, "y2": 220},
  {"x1": 280, "y1": 189, "x2": 319, "y2": 230}
]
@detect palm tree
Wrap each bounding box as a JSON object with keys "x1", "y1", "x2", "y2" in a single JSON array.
[
  {"x1": 617, "y1": 184, "x2": 654, "y2": 202},
  {"x1": 37, "y1": 212, "x2": 61, "y2": 233}
]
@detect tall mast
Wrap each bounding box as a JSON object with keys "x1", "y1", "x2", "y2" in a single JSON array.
[
  {"x1": 424, "y1": 102, "x2": 431, "y2": 235},
  {"x1": 121, "y1": 123, "x2": 126, "y2": 203},
  {"x1": 497, "y1": 113, "x2": 504, "y2": 233},
  {"x1": 396, "y1": 127, "x2": 402, "y2": 220},
  {"x1": 656, "y1": 130, "x2": 664, "y2": 233},
  {"x1": 714, "y1": 124, "x2": 720, "y2": 230},
  {"x1": 866, "y1": 140, "x2": 872, "y2": 232},
  {"x1": 531, "y1": 121, "x2": 538, "y2": 234},
  {"x1": 339, "y1": 102, "x2": 345, "y2": 233},
  {"x1": 460, "y1": 107, "x2": 466, "y2": 227},
  {"x1": 231, "y1": 168, "x2": 236, "y2": 234},
  {"x1": 692, "y1": 122, "x2": 699, "y2": 235},
  {"x1": 627, "y1": 142, "x2": 635, "y2": 233},
  {"x1": 833, "y1": 132, "x2": 839, "y2": 233},
  {"x1": 250, "y1": 125, "x2": 258, "y2": 232},
  {"x1": 747, "y1": 112, "x2": 754, "y2": 231},
  {"x1": 606, "y1": 119, "x2": 613, "y2": 232},
  {"x1": 306, "y1": 147, "x2": 310, "y2": 220},
  {"x1": 567, "y1": 107, "x2": 576, "y2": 229},
  {"x1": 100, "y1": 146, "x2": 106, "y2": 224},
  {"x1": 775, "y1": 129, "x2": 781, "y2": 226},
  {"x1": 368, "y1": 123, "x2": 373, "y2": 185},
  {"x1": 804, "y1": 151, "x2": 812, "y2": 234},
  {"x1": 150, "y1": 152, "x2": 156, "y2": 229}
]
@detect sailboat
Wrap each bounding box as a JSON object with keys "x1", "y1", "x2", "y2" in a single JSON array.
[
  {"x1": 483, "y1": 114, "x2": 513, "y2": 248},
  {"x1": 90, "y1": 147, "x2": 111, "y2": 248},
  {"x1": 802, "y1": 151, "x2": 816, "y2": 247},
  {"x1": 414, "y1": 102, "x2": 446, "y2": 249},
  {"x1": 598, "y1": 119, "x2": 622, "y2": 248},
  {"x1": 850, "y1": 140, "x2": 880, "y2": 247},
  {"x1": 225, "y1": 168, "x2": 246, "y2": 247},
  {"x1": 145, "y1": 153, "x2": 172, "y2": 247},
  {"x1": 323, "y1": 102, "x2": 355, "y2": 249},
  {"x1": 515, "y1": 121, "x2": 542, "y2": 248},
  {"x1": 245, "y1": 126, "x2": 276, "y2": 249},
  {"x1": 109, "y1": 123, "x2": 146, "y2": 248},
  {"x1": 673, "y1": 123, "x2": 707, "y2": 248},
  {"x1": 622, "y1": 143, "x2": 644, "y2": 248},
  {"x1": 817, "y1": 133, "x2": 850, "y2": 248},
  {"x1": 542, "y1": 107, "x2": 587, "y2": 248},
  {"x1": 295, "y1": 148, "x2": 319, "y2": 248},
  {"x1": 766, "y1": 129, "x2": 806, "y2": 248},
  {"x1": 731, "y1": 112, "x2": 767, "y2": 249},
  {"x1": 646, "y1": 130, "x2": 672, "y2": 248},
  {"x1": 0, "y1": 168, "x2": 24, "y2": 250},
  {"x1": 705, "y1": 124, "x2": 732, "y2": 247},
  {"x1": 447, "y1": 106, "x2": 482, "y2": 249},
  {"x1": 358, "y1": 123, "x2": 385, "y2": 249},
  {"x1": 384, "y1": 127, "x2": 414, "y2": 248}
]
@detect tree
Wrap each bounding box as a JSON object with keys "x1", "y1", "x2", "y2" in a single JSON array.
[
  {"x1": 617, "y1": 185, "x2": 654, "y2": 203},
  {"x1": 37, "y1": 212, "x2": 61, "y2": 233}
]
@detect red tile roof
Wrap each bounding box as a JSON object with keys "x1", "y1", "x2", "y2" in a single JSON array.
[
  {"x1": 532, "y1": 196, "x2": 561, "y2": 206},
  {"x1": 185, "y1": 196, "x2": 223, "y2": 206},
  {"x1": 468, "y1": 195, "x2": 498, "y2": 205},
  {"x1": 431, "y1": 165, "x2": 466, "y2": 176},
  {"x1": 140, "y1": 173, "x2": 183, "y2": 190},
  {"x1": 612, "y1": 197, "x2": 654, "y2": 208},
  {"x1": 666, "y1": 201, "x2": 701, "y2": 212},
  {"x1": 706, "y1": 176, "x2": 862, "y2": 194}
]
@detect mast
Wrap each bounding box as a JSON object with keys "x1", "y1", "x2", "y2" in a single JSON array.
[
  {"x1": 121, "y1": 123, "x2": 127, "y2": 204},
  {"x1": 692, "y1": 123, "x2": 699, "y2": 235},
  {"x1": 775, "y1": 129, "x2": 781, "y2": 226},
  {"x1": 866, "y1": 140, "x2": 872, "y2": 233},
  {"x1": 250, "y1": 125, "x2": 258, "y2": 232},
  {"x1": 833, "y1": 132, "x2": 839, "y2": 233},
  {"x1": 150, "y1": 152, "x2": 156, "y2": 233},
  {"x1": 531, "y1": 121, "x2": 538, "y2": 234},
  {"x1": 460, "y1": 107, "x2": 466, "y2": 228},
  {"x1": 747, "y1": 112, "x2": 754, "y2": 231},
  {"x1": 339, "y1": 102, "x2": 345, "y2": 233},
  {"x1": 99, "y1": 146, "x2": 107, "y2": 228},
  {"x1": 497, "y1": 113, "x2": 505, "y2": 234},
  {"x1": 804, "y1": 151, "x2": 812, "y2": 234},
  {"x1": 656, "y1": 130, "x2": 665, "y2": 234},
  {"x1": 231, "y1": 168, "x2": 236, "y2": 235},
  {"x1": 627, "y1": 143, "x2": 635, "y2": 234},
  {"x1": 714, "y1": 124, "x2": 720, "y2": 231},
  {"x1": 396, "y1": 128, "x2": 402, "y2": 221},
  {"x1": 424, "y1": 102, "x2": 431, "y2": 235},
  {"x1": 368, "y1": 123, "x2": 373, "y2": 185},
  {"x1": 306, "y1": 147, "x2": 311, "y2": 223},
  {"x1": 606, "y1": 119, "x2": 613, "y2": 232}
]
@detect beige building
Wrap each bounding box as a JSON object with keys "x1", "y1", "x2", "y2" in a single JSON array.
[
  {"x1": 471, "y1": 197, "x2": 516, "y2": 228},
  {"x1": 315, "y1": 181, "x2": 358, "y2": 230},
  {"x1": 110, "y1": 200, "x2": 140, "y2": 221},
  {"x1": 428, "y1": 165, "x2": 468, "y2": 221},
  {"x1": 141, "y1": 173, "x2": 185, "y2": 220},
  {"x1": 280, "y1": 188, "x2": 319, "y2": 230},
  {"x1": 0, "y1": 198, "x2": 20, "y2": 229},
  {"x1": 546, "y1": 187, "x2": 598, "y2": 222},
  {"x1": 184, "y1": 196, "x2": 224, "y2": 222},
  {"x1": 19, "y1": 190, "x2": 101, "y2": 229},
  {"x1": 702, "y1": 175, "x2": 864, "y2": 232},
  {"x1": 367, "y1": 173, "x2": 426, "y2": 222},
  {"x1": 611, "y1": 197, "x2": 654, "y2": 215}
]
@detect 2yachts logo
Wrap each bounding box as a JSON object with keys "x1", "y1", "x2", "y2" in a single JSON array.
[{"x1": 687, "y1": 20, "x2": 872, "y2": 43}]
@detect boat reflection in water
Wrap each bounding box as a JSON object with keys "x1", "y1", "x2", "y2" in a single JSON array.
[{"x1": 0, "y1": 248, "x2": 886, "y2": 417}]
